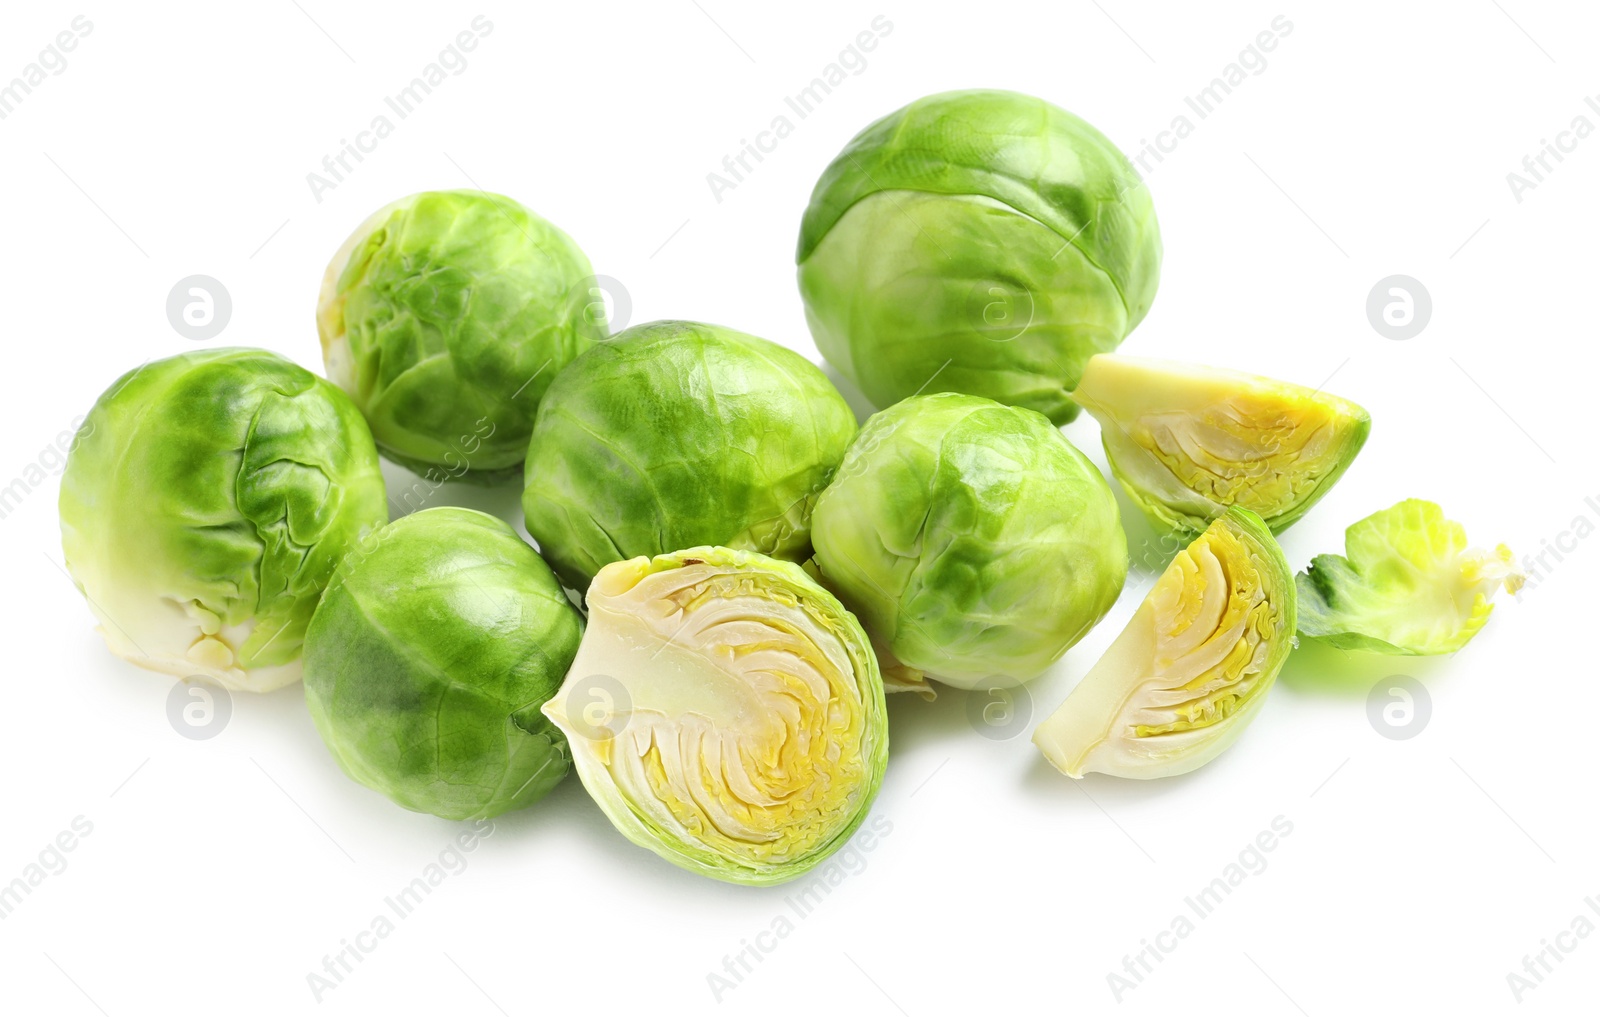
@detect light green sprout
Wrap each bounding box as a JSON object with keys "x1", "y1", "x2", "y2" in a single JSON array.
[
  {"x1": 522, "y1": 320, "x2": 857, "y2": 590},
  {"x1": 59, "y1": 348, "x2": 388, "y2": 692},
  {"x1": 810, "y1": 392, "x2": 1127, "y2": 691},
  {"x1": 318, "y1": 189, "x2": 606, "y2": 481},
  {"x1": 797, "y1": 89, "x2": 1161, "y2": 424},
  {"x1": 303, "y1": 508, "x2": 583, "y2": 820}
]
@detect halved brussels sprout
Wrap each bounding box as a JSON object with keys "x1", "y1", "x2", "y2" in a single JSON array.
[
  {"x1": 59, "y1": 348, "x2": 388, "y2": 693},
  {"x1": 811, "y1": 393, "x2": 1126, "y2": 690},
  {"x1": 797, "y1": 89, "x2": 1161, "y2": 424},
  {"x1": 303, "y1": 508, "x2": 583, "y2": 820},
  {"x1": 1297, "y1": 499, "x2": 1523, "y2": 655},
  {"x1": 1071, "y1": 354, "x2": 1371, "y2": 535},
  {"x1": 543, "y1": 546, "x2": 887, "y2": 886},
  {"x1": 318, "y1": 190, "x2": 606, "y2": 482},
  {"x1": 1034, "y1": 508, "x2": 1294, "y2": 779},
  {"x1": 522, "y1": 320, "x2": 857, "y2": 590}
]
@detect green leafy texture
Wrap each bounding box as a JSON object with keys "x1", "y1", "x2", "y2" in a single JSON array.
[
  {"x1": 318, "y1": 190, "x2": 606, "y2": 481},
  {"x1": 303, "y1": 508, "x2": 583, "y2": 820},
  {"x1": 1071, "y1": 354, "x2": 1371, "y2": 536},
  {"x1": 811, "y1": 393, "x2": 1127, "y2": 689},
  {"x1": 522, "y1": 320, "x2": 857, "y2": 590},
  {"x1": 542, "y1": 546, "x2": 887, "y2": 886},
  {"x1": 58, "y1": 348, "x2": 387, "y2": 693},
  {"x1": 796, "y1": 89, "x2": 1161, "y2": 424},
  {"x1": 1034, "y1": 508, "x2": 1295, "y2": 779},
  {"x1": 1297, "y1": 499, "x2": 1524, "y2": 655}
]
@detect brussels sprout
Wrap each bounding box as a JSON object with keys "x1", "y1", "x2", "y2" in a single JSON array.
[
  {"x1": 811, "y1": 393, "x2": 1127, "y2": 690},
  {"x1": 317, "y1": 190, "x2": 606, "y2": 482},
  {"x1": 522, "y1": 320, "x2": 857, "y2": 590},
  {"x1": 59, "y1": 348, "x2": 387, "y2": 693},
  {"x1": 1071, "y1": 354, "x2": 1371, "y2": 536},
  {"x1": 303, "y1": 508, "x2": 583, "y2": 820},
  {"x1": 1297, "y1": 499, "x2": 1523, "y2": 655},
  {"x1": 543, "y1": 546, "x2": 887, "y2": 886},
  {"x1": 797, "y1": 89, "x2": 1161, "y2": 424},
  {"x1": 1034, "y1": 508, "x2": 1294, "y2": 779}
]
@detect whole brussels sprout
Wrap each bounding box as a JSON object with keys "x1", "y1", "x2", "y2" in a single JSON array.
[
  {"x1": 303, "y1": 508, "x2": 583, "y2": 820},
  {"x1": 59, "y1": 348, "x2": 387, "y2": 693},
  {"x1": 317, "y1": 190, "x2": 607, "y2": 482},
  {"x1": 797, "y1": 89, "x2": 1161, "y2": 424},
  {"x1": 811, "y1": 393, "x2": 1127, "y2": 690},
  {"x1": 543, "y1": 546, "x2": 887, "y2": 886},
  {"x1": 522, "y1": 320, "x2": 857, "y2": 590}
]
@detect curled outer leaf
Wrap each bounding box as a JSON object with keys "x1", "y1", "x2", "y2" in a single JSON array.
[{"x1": 1296, "y1": 499, "x2": 1523, "y2": 655}]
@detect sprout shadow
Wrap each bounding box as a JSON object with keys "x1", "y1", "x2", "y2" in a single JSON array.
[
  {"x1": 820, "y1": 362, "x2": 878, "y2": 425},
  {"x1": 1278, "y1": 641, "x2": 1449, "y2": 698},
  {"x1": 378, "y1": 458, "x2": 525, "y2": 530},
  {"x1": 883, "y1": 685, "x2": 982, "y2": 755},
  {"x1": 1111, "y1": 485, "x2": 1184, "y2": 581},
  {"x1": 1018, "y1": 747, "x2": 1216, "y2": 809}
]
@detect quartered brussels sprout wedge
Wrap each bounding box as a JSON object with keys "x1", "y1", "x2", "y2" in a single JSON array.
[
  {"x1": 543, "y1": 547, "x2": 887, "y2": 886},
  {"x1": 59, "y1": 348, "x2": 388, "y2": 693},
  {"x1": 1297, "y1": 499, "x2": 1523, "y2": 655},
  {"x1": 797, "y1": 89, "x2": 1161, "y2": 424},
  {"x1": 1071, "y1": 354, "x2": 1370, "y2": 536},
  {"x1": 811, "y1": 393, "x2": 1127, "y2": 691},
  {"x1": 1034, "y1": 508, "x2": 1295, "y2": 779}
]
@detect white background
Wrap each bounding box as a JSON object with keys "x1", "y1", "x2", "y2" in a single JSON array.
[{"x1": 1, "y1": 1, "x2": 1595, "y2": 1014}]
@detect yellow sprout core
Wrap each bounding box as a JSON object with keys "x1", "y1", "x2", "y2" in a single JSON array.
[
  {"x1": 544, "y1": 549, "x2": 884, "y2": 882},
  {"x1": 1034, "y1": 510, "x2": 1293, "y2": 779}
]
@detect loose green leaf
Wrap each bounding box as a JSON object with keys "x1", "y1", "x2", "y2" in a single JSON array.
[{"x1": 1297, "y1": 499, "x2": 1523, "y2": 655}]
